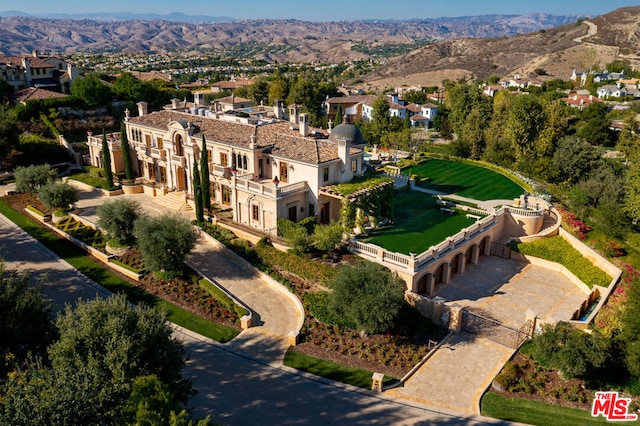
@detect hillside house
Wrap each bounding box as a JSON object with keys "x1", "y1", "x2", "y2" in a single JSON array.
[
  {"x1": 597, "y1": 85, "x2": 628, "y2": 99},
  {"x1": 560, "y1": 94, "x2": 603, "y2": 109},
  {"x1": 88, "y1": 100, "x2": 366, "y2": 233},
  {"x1": 0, "y1": 50, "x2": 78, "y2": 93}
]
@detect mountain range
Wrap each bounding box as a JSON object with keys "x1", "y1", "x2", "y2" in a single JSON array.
[
  {"x1": 0, "y1": 12, "x2": 582, "y2": 62},
  {"x1": 360, "y1": 6, "x2": 640, "y2": 90}
]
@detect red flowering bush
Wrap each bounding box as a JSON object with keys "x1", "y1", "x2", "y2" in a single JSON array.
[{"x1": 558, "y1": 207, "x2": 591, "y2": 240}]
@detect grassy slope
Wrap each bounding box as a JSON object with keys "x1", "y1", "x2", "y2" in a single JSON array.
[{"x1": 410, "y1": 159, "x2": 524, "y2": 201}]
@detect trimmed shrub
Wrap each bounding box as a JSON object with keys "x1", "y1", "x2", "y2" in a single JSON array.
[
  {"x1": 37, "y1": 182, "x2": 78, "y2": 211},
  {"x1": 14, "y1": 164, "x2": 57, "y2": 193},
  {"x1": 97, "y1": 198, "x2": 143, "y2": 245}
]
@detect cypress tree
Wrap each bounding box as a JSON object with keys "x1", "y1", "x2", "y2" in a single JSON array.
[
  {"x1": 192, "y1": 157, "x2": 204, "y2": 224},
  {"x1": 200, "y1": 135, "x2": 211, "y2": 213},
  {"x1": 101, "y1": 129, "x2": 114, "y2": 189},
  {"x1": 120, "y1": 122, "x2": 135, "y2": 180},
  {"x1": 334, "y1": 104, "x2": 343, "y2": 125}
]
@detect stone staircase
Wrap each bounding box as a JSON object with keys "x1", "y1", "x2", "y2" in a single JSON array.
[{"x1": 152, "y1": 191, "x2": 193, "y2": 212}]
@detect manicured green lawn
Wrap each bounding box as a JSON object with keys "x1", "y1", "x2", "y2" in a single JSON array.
[
  {"x1": 362, "y1": 191, "x2": 475, "y2": 254},
  {"x1": 0, "y1": 199, "x2": 239, "y2": 343},
  {"x1": 284, "y1": 350, "x2": 397, "y2": 389},
  {"x1": 409, "y1": 158, "x2": 524, "y2": 201},
  {"x1": 481, "y1": 392, "x2": 608, "y2": 425}
]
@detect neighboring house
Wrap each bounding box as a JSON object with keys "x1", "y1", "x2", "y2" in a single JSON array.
[
  {"x1": 88, "y1": 101, "x2": 365, "y2": 233},
  {"x1": 482, "y1": 85, "x2": 503, "y2": 97},
  {"x1": 336, "y1": 84, "x2": 364, "y2": 96},
  {"x1": 323, "y1": 95, "x2": 375, "y2": 122},
  {"x1": 209, "y1": 77, "x2": 252, "y2": 93},
  {"x1": 11, "y1": 87, "x2": 69, "y2": 104},
  {"x1": 572, "y1": 69, "x2": 627, "y2": 86},
  {"x1": 0, "y1": 50, "x2": 78, "y2": 93},
  {"x1": 325, "y1": 94, "x2": 437, "y2": 128},
  {"x1": 560, "y1": 94, "x2": 603, "y2": 109},
  {"x1": 597, "y1": 85, "x2": 628, "y2": 99}
]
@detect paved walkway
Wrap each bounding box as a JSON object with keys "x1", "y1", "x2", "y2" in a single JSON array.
[
  {"x1": 188, "y1": 238, "x2": 302, "y2": 365},
  {"x1": 387, "y1": 333, "x2": 514, "y2": 416},
  {"x1": 389, "y1": 256, "x2": 588, "y2": 415}
]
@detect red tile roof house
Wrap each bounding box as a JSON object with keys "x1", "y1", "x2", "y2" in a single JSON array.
[
  {"x1": 0, "y1": 50, "x2": 78, "y2": 93},
  {"x1": 88, "y1": 100, "x2": 366, "y2": 234}
]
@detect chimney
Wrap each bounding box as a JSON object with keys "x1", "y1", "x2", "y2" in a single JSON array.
[
  {"x1": 22, "y1": 58, "x2": 32, "y2": 87},
  {"x1": 32, "y1": 49, "x2": 38, "y2": 58},
  {"x1": 171, "y1": 98, "x2": 180, "y2": 110},
  {"x1": 274, "y1": 99, "x2": 284, "y2": 119},
  {"x1": 328, "y1": 119, "x2": 333, "y2": 134},
  {"x1": 299, "y1": 113, "x2": 309, "y2": 137},
  {"x1": 289, "y1": 105, "x2": 299, "y2": 124},
  {"x1": 137, "y1": 101, "x2": 148, "y2": 117}
]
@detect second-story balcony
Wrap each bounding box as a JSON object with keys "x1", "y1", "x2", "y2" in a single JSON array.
[
  {"x1": 233, "y1": 177, "x2": 308, "y2": 199},
  {"x1": 150, "y1": 148, "x2": 167, "y2": 160},
  {"x1": 171, "y1": 154, "x2": 186, "y2": 168}
]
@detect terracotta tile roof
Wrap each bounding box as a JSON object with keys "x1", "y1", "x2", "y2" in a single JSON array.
[
  {"x1": 0, "y1": 55, "x2": 53, "y2": 68},
  {"x1": 12, "y1": 87, "x2": 68, "y2": 102},
  {"x1": 325, "y1": 95, "x2": 376, "y2": 105},
  {"x1": 215, "y1": 95, "x2": 252, "y2": 104},
  {"x1": 211, "y1": 81, "x2": 239, "y2": 89},
  {"x1": 410, "y1": 115, "x2": 428, "y2": 121},
  {"x1": 405, "y1": 103, "x2": 422, "y2": 113},
  {"x1": 127, "y1": 110, "x2": 362, "y2": 165}
]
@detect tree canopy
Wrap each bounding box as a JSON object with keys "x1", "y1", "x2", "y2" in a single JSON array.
[
  {"x1": 327, "y1": 261, "x2": 406, "y2": 334},
  {"x1": 134, "y1": 213, "x2": 197, "y2": 276},
  {"x1": 0, "y1": 294, "x2": 192, "y2": 425}
]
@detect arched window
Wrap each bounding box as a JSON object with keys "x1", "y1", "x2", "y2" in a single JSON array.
[
  {"x1": 174, "y1": 134, "x2": 184, "y2": 156},
  {"x1": 242, "y1": 155, "x2": 248, "y2": 170}
]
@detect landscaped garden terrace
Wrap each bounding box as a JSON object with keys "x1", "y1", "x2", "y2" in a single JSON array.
[
  {"x1": 409, "y1": 157, "x2": 524, "y2": 201},
  {"x1": 359, "y1": 189, "x2": 476, "y2": 255}
]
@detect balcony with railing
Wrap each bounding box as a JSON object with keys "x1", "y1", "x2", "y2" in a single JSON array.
[
  {"x1": 150, "y1": 148, "x2": 167, "y2": 160},
  {"x1": 232, "y1": 176, "x2": 308, "y2": 199},
  {"x1": 170, "y1": 154, "x2": 186, "y2": 168}
]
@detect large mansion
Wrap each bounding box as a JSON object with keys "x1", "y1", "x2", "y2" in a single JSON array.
[{"x1": 88, "y1": 100, "x2": 366, "y2": 233}]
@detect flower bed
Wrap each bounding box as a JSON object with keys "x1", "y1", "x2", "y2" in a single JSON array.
[{"x1": 140, "y1": 272, "x2": 241, "y2": 327}]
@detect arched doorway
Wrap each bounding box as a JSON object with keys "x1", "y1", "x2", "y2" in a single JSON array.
[
  {"x1": 451, "y1": 252, "x2": 464, "y2": 275},
  {"x1": 174, "y1": 134, "x2": 184, "y2": 156},
  {"x1": 417, "y1": 273, "x2": 431, "y2": 295},
  {"x1": 479, "y1": 236, "x2": 490, "y2": 256},
  {"x1": 434, "y1": 262, "x2": 447, "y2": 293},
  {"x1": 465, "y1": 245, "x2": 474, "y2": 265}
]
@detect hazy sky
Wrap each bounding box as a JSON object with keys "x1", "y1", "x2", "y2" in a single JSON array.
[{"x1": 3, "y1": 0, "x2": 638, "y2": 21}]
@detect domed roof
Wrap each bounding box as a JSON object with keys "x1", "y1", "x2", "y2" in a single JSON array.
[{"x1": 329, "y1": 123, "x2": 365, "y2": 145}]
